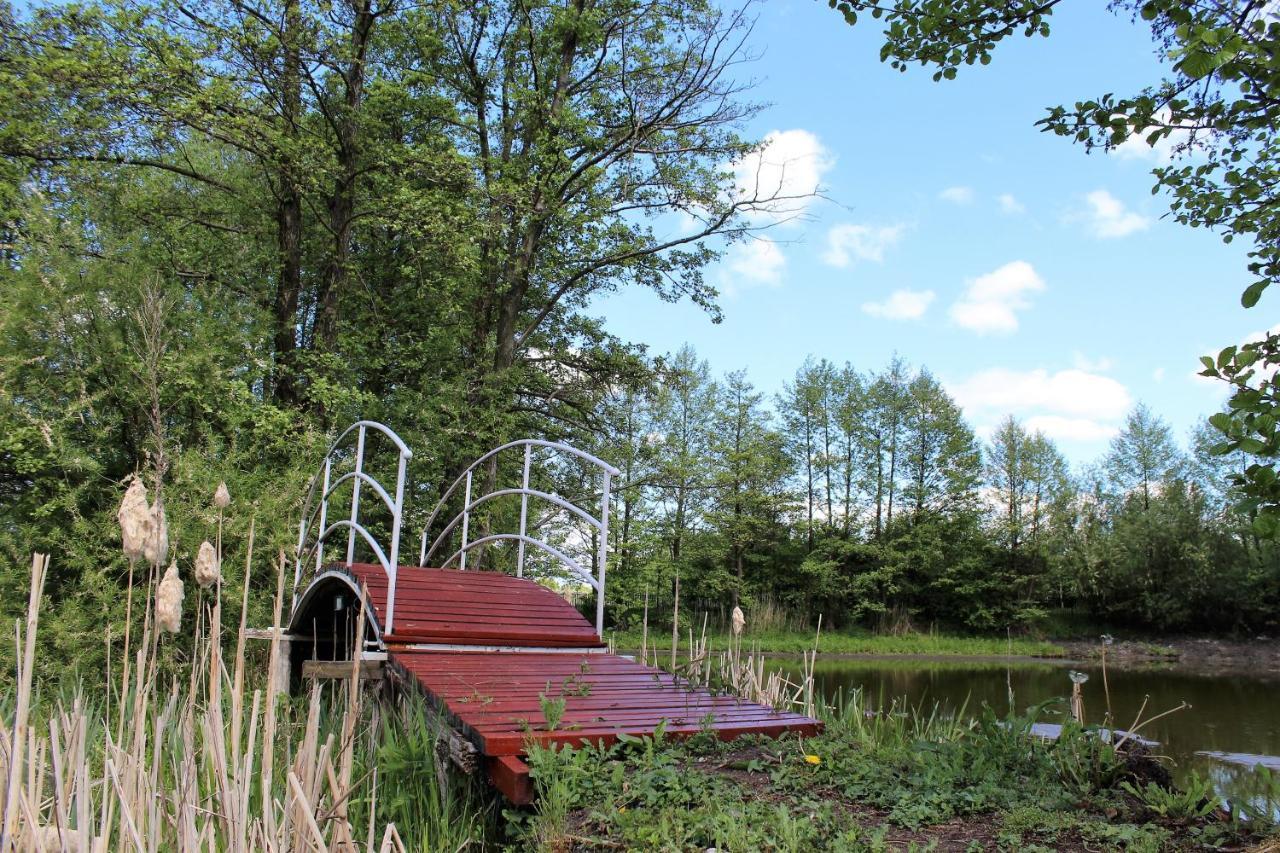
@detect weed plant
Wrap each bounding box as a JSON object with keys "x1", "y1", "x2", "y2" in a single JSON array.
[{"x1": 510, "y1": 686, "x2": 1277, "y2": 852}]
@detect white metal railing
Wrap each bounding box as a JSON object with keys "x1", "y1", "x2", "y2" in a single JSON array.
[
  {"x1": 294, "y1": 421, "x2": 412, "y2": 635},
  {"x1": 418, "y1": 439, "x2": 620, "y2": 634}
]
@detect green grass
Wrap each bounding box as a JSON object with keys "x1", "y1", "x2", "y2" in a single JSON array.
[{"x1": 608, "y1": 626, "x2": 1067, "y2": 658}]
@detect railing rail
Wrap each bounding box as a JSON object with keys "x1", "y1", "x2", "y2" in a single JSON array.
[
  {"x1": 294, "y1": 420, "x2": 412, "y2": 635},
  {"x1": 419, "y1": 439, "x2": 619, "y2": 634}
]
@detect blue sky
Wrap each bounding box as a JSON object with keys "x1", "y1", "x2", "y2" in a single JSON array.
[{"x1": 589, "y1": 1, "x2": 1265, "y2": 465}]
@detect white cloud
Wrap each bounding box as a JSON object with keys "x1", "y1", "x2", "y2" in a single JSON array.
[
  {"x1": 733, "y1": 129, "x2": 833, "y2": 226},
  {"x1": 948, "y1": 260, "x2": 1045, "y2": 335},
  {"x1": 861, "y1": 289, "x2": 935, "y2": 320},
  {"x1": 948, "y1": 366, "x2": 1134, "y2": 446},
  {"x1": 1023, "y1": 415, "x2": 1120, "y2": 443},
  {"x1": 939, "y1": 186, "x2": 974, "y2": 205},
  {"x1": 822, "y1": 223, "x2": 905, "y2": 267},
  {"x1": 720, "y1": 237, "x2": 785, "y2": 294},
  {"x1": 949, "y1": 367, "x2": 1133, "y2": 421},
  {"x1": 1072, "y1": 351, "x2": 1113, "y2": 372},
  {"x1": 1111, "y1": 107, "x2": 1204, "y2": 164},
  {"x1": 998, "y1": 193, "x2": 1025, "y2": 215},
  {"x1": 1084, "y1": 189, "x2": 1150, "y2": 238},
  {"x1": 1153, "y1": 367, "x2": 1166, "y2": 382}
]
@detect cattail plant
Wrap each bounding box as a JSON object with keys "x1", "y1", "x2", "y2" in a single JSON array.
[
  {"x1": 117, "y1": 475, "x2": 151, "y2": 561},
  {"x1": 144, "y1": 498, "x2": 169, "y2": 566},
  {"x1": 214, "y1": 481, "x2": 231, "y2": 509},
  {"x1": 157, "y1": 559, "x2": 184, "y2": 633},
  {"x1": 194, "y1": 540, "x2": 220, "y2": 589},
  {"x1": 1068, "y1": 670, "x2": 1089, "y2": 724},
  {"x1": 731, "y1": 605, "x2": 745, "y2": 637}
]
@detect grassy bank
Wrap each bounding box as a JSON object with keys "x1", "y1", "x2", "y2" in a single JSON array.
[
  {"x1": 512, "y1": 691, "x2": 1280, "y2": 851},
  {"x1": 608, "y1": 626, "x2": 1067, "y2": 658}
]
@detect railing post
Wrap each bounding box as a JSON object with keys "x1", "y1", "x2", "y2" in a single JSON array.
[
  {"x1": 459, "y1": 470, "x2": 472, "y2": 570},
  {"x1": 517, "y1": 443, "x2": 531, "y2": 578},
  {"x1": 315, "y1": 457, "x2": 331, "y2": 576},
  {"x1": 385, "y1": 448, "x2": 408, "y2": 636},
  {"x1": 347, "y1": 425, "x2": 366, "y2": 565},
  {"x1": 596, "y1": 470, "x2": 612, "y2": 636}
]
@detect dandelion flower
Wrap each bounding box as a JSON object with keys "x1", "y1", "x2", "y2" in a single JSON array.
[
  {"x1": 143, "y1": 499, "x2": 169, "y2": 565},
  {"x1": 731, "y1": 606, "x2": 745, "y2": 637},
  {"x1": 194, "y1": 540, "x2": 220, "y2": 589},
  {"x1": 214, "y1": 481, "x2": 231, "y2": 509},
  {"x1": 117, "y1": 475, "x2": 151, "y2": 561},
  {"x1": 157, "y1": 560, "x2": 184, "y2": 633},
  {"x1": 804, "y1": 754, "x2": 821, "y2": 765}
]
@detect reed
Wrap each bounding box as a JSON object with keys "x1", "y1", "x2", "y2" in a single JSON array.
[{"x1": 0, "y1": 540, "x2": 486, "y2": 850}]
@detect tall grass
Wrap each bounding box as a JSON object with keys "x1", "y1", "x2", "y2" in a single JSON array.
[{"x1": 0, "y1": 546, "x2": 488, "y2": 851}]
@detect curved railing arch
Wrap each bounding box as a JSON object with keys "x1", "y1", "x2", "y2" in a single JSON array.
[
  {"x1": 419, "y1": 439, "x2": 619, "y2": 634},
  {"x1": 294, "y1": 421, "x2": 412, "y2": 635}
]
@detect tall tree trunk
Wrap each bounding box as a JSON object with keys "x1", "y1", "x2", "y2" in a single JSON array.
[
  {"x1": 804, "y1": 418, "x2": 814, "y2": 550},
  {"x1": 271, "y1": 0, "x2": 303, "y2": 406},
  {"x1": 316, "y1": 0, "x2": 376, "y2": 353}
]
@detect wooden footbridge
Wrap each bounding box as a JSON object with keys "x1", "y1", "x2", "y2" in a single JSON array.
[{"x1": 284, "y1": 422, "x2": 820, "y2": 804}]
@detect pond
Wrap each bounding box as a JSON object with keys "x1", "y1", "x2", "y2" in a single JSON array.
[{"x1": 768, "y1": 654, "x2": 1280, "y2": 816}]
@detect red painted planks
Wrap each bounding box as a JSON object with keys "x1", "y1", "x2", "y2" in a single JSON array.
[
  {"x1": 487, "y1": 755, "x2": 533, "y2": 805},
  {"x1": 330, "y1": 562, "x2": 601, "y2": 646}
]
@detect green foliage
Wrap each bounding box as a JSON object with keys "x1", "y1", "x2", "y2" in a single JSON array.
[
  {"x1": 1121, "y1": 771, "x2": 1219, "y2": 820},
  {"x1": 512, "y1": 690, "x2": 1253, "y2": 850},
  {"x1": 369, "y1": 704, "x2": 489, "y2": 851}
]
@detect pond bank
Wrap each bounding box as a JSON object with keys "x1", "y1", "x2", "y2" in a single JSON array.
[
  {"x1": 610, "y1": 627, "x2": 1280, "y2": 673},
  {"x1": 1057, "y1": 637, "x2": 1280, "y2": 676}
]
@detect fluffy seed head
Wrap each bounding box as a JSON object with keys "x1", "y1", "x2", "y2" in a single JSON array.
[
  {"x1": 157, "y1": 560, "x2": 184, "y2": 633},
  {"x1": 143, "y1": 500, "x2": 169, "y2": 565},
  {"x1": 214, "y1": 481, "x2": 231, "y2": 509},
  {"x1": 731, "y1": 605, "x2": 745, "y2": 637},
  {"x1": 194, "y1": 540, "x2": 220, "y2": 589},
  {"x1": 117, "y1": 475, "x2": 151, "y2": 561}
]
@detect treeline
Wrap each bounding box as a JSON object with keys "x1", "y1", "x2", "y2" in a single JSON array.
[{"x1": 593, "y1": 349, "x2": 1280, "y2": 636}]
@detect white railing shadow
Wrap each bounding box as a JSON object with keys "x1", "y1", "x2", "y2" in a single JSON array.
[
  {"x1": 294, "y1": 421, "x2": 412, "y2": 635},
  {"x1": 418, "y1": 439, "x2": 620, "y2": 635}
]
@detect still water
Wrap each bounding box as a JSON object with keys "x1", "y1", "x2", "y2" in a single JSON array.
[{"x1": 768, "y1": 655, "x2": 1280, "y2": 813}]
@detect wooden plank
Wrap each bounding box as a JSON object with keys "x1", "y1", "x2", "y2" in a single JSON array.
[
  {"x1": 487, "y1": 755, "x2": 533, "y2": 805},
  {"x1": 302, "y1": 659, "x2": 383, "y2": 680},
  {"x1": 481, "y1": 718, "x2": 823, "y2": 755}
]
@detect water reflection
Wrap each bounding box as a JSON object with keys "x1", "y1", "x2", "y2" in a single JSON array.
[{"x1": 768, "y1": 655, "x2": 1280, "y2": 816}]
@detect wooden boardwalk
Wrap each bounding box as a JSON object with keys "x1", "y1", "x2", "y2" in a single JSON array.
[{"x1": 291, "y1": 562, "x2": 822, "y2": 804}]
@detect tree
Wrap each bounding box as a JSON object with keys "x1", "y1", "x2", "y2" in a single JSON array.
[
  {"x1": 986, "y1": 416, "x2": 1030, "y2": 566},
  {"x1": 779, "y1": 358, "x2": 829, "y2": 549},
  {"x1": 650, "y1": 347, "x2": 715, "y2": 574},
  {"x1": 863, "y1": 357, "x2": 910, "y2": 540},
  {"x1": 901, "y1": 370, "x2": 981, "y2": 524},
  {"x1": 708, "y1": 371, "x2": 791, "y2": 606},
  {"x1": 419, "y1": 0, "x2": 811, "y2": 427},
  {"x1": 1106, "y1": 404, "x2": 1181, "y2": 512},
  {"x1": 822, "y1": 0, "x2": 1280, "y2": 532},
  {"x1": 831, "y1": 364, "x2": 867, "y2": 536}
]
